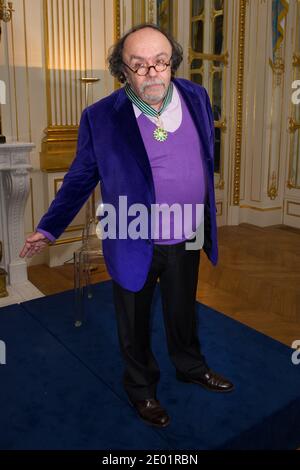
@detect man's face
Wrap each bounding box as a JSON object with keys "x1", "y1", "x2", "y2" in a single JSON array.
[{"x1": 122, "y1": 28, "x2": 172, "y2": 107}]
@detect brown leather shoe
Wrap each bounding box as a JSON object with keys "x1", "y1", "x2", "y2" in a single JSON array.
[
  {"x1": 130, "y1": 398, "x2": 170, "y2": 428},
  {"x1": 176, "y1": 370, "x2": 234, "y2": 392}
]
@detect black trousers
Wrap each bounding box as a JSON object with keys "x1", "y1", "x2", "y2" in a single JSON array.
[{"x1": 112, "y1": 241, "x2": 208, "y2": 402}]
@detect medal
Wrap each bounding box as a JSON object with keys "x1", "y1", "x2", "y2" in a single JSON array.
[
  {"x1": 154, "y1": 114, "x2": 168, "y2": 141},
  {"x1": 154, "y1": 127, "x2": 168, "y2": 142},
  {"x1": 125, "y1": 83, "x2": 173, "y2": 143}
]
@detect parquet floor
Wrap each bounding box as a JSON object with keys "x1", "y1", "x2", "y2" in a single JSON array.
[{"x1": 28, "y1": 223, "x2": 300, "y2": 347}]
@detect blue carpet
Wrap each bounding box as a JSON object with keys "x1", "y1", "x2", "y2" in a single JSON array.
[{"x1": 0, "y1": 280, "x2": 300, "y2": 449}]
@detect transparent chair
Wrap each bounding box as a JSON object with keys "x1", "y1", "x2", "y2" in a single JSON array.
[{"x1": 73, "y1": 197, "x2": 104, "y2": 327}]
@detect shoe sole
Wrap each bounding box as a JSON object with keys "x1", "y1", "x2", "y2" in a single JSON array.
[
  {"x1": 139, "y1": 416, "x2": 171, "y2": 428},
  {"x1": 176, "y1": 375, "x2": 235, "y2": 393},
  {"x1": 128, "y1": 399, "x2": 171, "y2": 428}
]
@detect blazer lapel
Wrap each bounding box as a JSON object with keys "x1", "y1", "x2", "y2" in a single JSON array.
[
  {"x1": 113, "y1": 89, "x2": 155, "y2": 200},
  {"x1": 173, "y1": 79, "x2": 212, "y2": 162}
]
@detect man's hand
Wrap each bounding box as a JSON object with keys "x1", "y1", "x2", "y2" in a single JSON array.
[{"x1": 19, "y1": 232, "x2": 51, "y2": 259}]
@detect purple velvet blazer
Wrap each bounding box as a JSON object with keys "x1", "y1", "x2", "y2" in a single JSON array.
[{"x1": 37, "y1": 78, "x2": 218, "y2": 291}]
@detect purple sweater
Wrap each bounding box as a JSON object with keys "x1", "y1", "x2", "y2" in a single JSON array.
[
  {"x1": 38, "y1": 90, "x2": 208, "y2": 245},
  {"x1": 137, "y1": 91, "x2": 207, "y2": 244}
]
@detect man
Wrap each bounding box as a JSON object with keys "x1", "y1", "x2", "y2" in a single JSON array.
[{"x1": 20, "y1": 24, "x2": 234, "y2": 429}]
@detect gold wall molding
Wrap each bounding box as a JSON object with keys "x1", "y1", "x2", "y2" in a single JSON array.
[
  {"x1": 286, "y1": 1, "x2": 300, "y2": 190},
  {"x1": 288, "y1": 117, "x2": 300, "y2": 133},
  {"x1": 114, "y1": 0, "x2": 121, "y2": 90},
  {"x1": 53, "y1": 236, "x2": 82, "y2": 246},
  {"x1": 23, "y1": 0, "x2": 32, "y2": 143},
  {"x1": 233, "y1": 0, "x2": 246, "y2": 206},
  {"x1": 240, "y1": 205, "x2": 282, "y2": 211},
  {"x1": 287, "y1": 177, "x2": 296, "y2": 189},
  {"x1": 189, "y1": 49, "x2": 229, "y2": 66},
  {"x1": 173, "y1": 0, "x2": 178, "y2": 39},
  {"x1": 30, "y1": 177, "x2": 35, "y2": 232},
  {"x1": 267, "y1": 171, "x2": 278, "y2": 200},
  {"x1": 287, "y1": 200, "x2": 300, "y2": 218},
  {"x1": 216, "y1": 201, "x2": 223, "y2": 216},
  {"x1": 292, "y1": 53, "x2": 300, "y2": 67},
  {"x1": 267, "y1": 46, "x2": 286, "y2": 200},
  {"x1": 41, "y1": 125, "x2": 78, "y2": 171},
  {"x1": 43, "y1": 0, "x2": 91, "y2": 128},
  {"x1": 188, "y1": 0, "x2": 229, "y2": 192},
  {"x1": 64, "y1": 224, "x2": 84, "y2": 233},
  {"x1": 9, "y1": 9, "x2": 19, "y2": 140},
  {"x1": 114, "y1": 0, "x2": 121, "y2": 41},
  {"x1": 245, "y1": 0, "x2": 267, "y2": 4},
  {"x1": 148, "y1": 0, "x2": 155, "y2": 24},
  {"x1": 267, "y1": 1, "x2": 290, "y2": 199},
  {"x1": 216, "y1": 179, "x2": 225, "y2": 190},
  {"x1": 41, "y1": 0, "x2": 99, "y2": 171},
  {"x1": 269, "y1": 47, "x2": 285, "y2": 87},
  {"x1": 132, "y1": 0, "x2": 146, "y2": 25},
  {"x1": 215, "y1": 117, "x2": 227, "y2": 131}
]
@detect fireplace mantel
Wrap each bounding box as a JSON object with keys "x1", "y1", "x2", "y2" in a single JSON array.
[{"x1": 0, "y1": 143, "x2": 43, "y2": 306}]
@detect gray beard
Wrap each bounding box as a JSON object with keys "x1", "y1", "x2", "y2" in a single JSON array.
[
  {"x1": 139, "y1": 79, "x2": 167, "y2": 104},
  {"x1": 142, "y1": 91, "x2": 166, "y2": 104}
]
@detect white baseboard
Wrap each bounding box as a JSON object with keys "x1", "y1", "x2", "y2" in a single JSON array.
[{"x1": 0, "y1": 281, "x2": 44, "y2": 308}]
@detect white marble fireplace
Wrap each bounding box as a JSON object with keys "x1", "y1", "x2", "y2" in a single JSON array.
[{"x1": 0, "y1": 143, "x2": 43, "y2": 307}]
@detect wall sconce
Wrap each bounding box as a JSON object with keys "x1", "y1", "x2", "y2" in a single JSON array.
[
  {"x1": 0, "y1": 1, "x2": 14, "y2": 42},
  {"x1": 80, "y1": 77, "x2": 100, "y2": 107}
]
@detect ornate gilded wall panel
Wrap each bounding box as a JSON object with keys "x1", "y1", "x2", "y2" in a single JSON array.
[
  {"x1": 132, "y1": 0, "x2": 146, "y2": 25},
  {"x1": 266, "y1": 0, "x2": 289, "y2": 201},
  {"x1": 156, "y1": 0, "x2": 178, "y2": 36},
  {"x1": 287, "y1": 0, "x2": 300, "y2": 190},
  {"x1": 232, "y1": 0, "x2": 246, "y2": 205},
  {"x1": 189, "y1": 0, "x2": 229, "y2": 191},
  {"x1": 41, "y1": 0, "x2": 107, "y2": 171}
]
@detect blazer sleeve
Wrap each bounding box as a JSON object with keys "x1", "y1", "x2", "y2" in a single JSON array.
[
  {"x1": 202, "y1": 87, "x2": 215, "y2": 162},
  {"x1": 36, "y1": 109, "x2": 100, "y2": 240}
]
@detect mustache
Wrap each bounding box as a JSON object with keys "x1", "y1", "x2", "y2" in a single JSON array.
[{"x1": 140, "y1": 79, "x2": 165, "y2": 93}]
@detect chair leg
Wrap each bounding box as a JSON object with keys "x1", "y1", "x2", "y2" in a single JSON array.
[
  {"x1": 74, "y1": 251, "x2": 84, "y2": 327},
  {"x1": 84, "y1": 253, "x2": 93, "y2": 300}
]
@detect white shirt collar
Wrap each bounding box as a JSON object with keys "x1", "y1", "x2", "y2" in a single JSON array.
[{"x1": 132, "y1": 83, "x2": 182, "y2": 133}]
